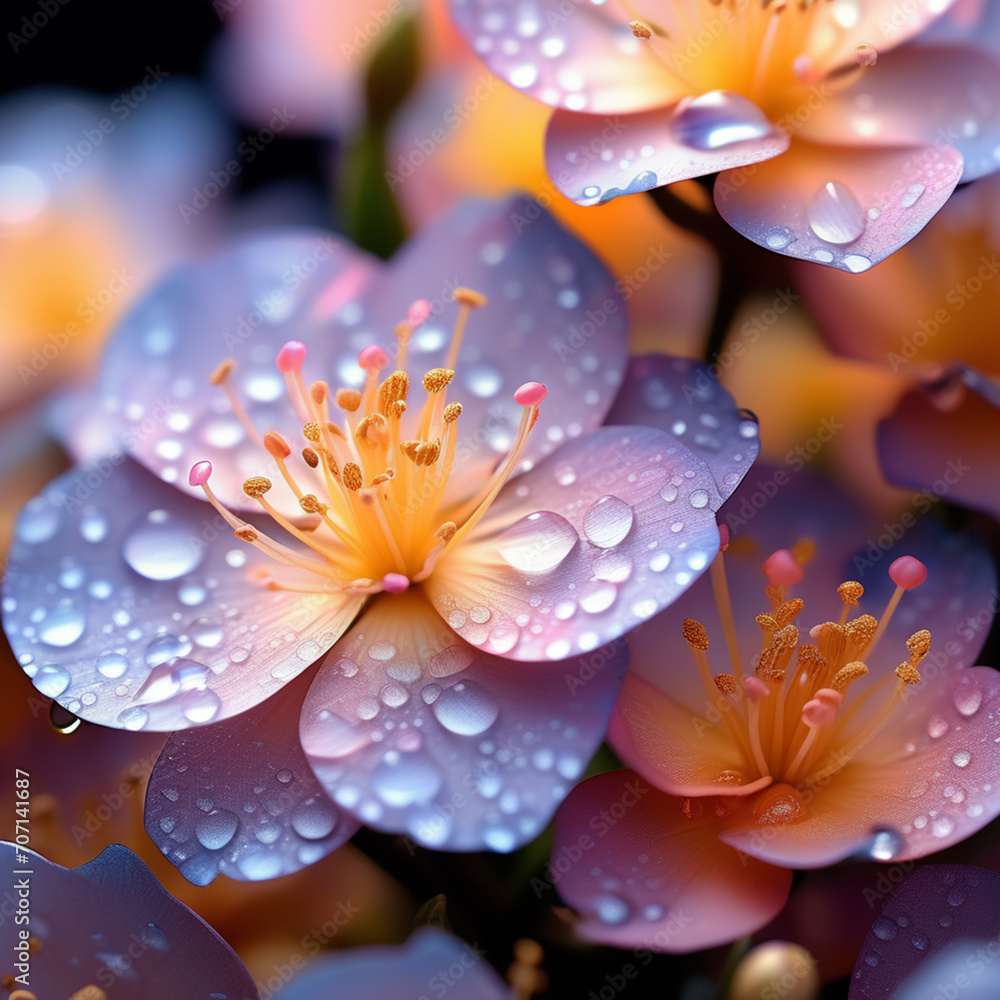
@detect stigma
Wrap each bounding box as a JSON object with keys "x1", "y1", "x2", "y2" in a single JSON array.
[
  {"x1": 190, "y1": 289, "x2": 547, "y2": 597},
  {"x1": 684, "y1": 546, "x2": 931, "y2": 821}
]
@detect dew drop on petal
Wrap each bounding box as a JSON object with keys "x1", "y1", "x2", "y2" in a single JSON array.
[
  {"x1": 290, "y1": 797, "x2": 336, "y2": 840},
  {"x1": 431, "y1": 682, "x2": 499, "y2": 736},
  {"x1": 38, "y1": 603, "x2": 85, "y2": 647},
  {"x1": 582, "y1": 495, "x2": 634, "y2": 548},
  {"x1": 928, "y1": 715, "x2": 949, "y2": 739},
  {"x1": 195, "y1": 809, "x2": 239, "y2": 850},
  {"x1": 808, "y1": 180, "x2": 865, "y2": 244},
  {"x1": 671, "y1": 91, "x2": 772, "y2": 150},
  {"x1": 497, "y1": 511, "x2": 578, "y2": 571},
  {"x1": 594, "y1": 894, "x2": 631, "y2": 925},
  {"x1": 123, "y1": 511, "x2": 203, "y2": 581},
  {"x1": 953, "y1": 679, "x2": 983, "y2": 717},
  {"x1": 35, "y1": 663, "x2": 71, "y2": 698},
  {"x1": 953, "y1": 749, "x2": 972, "y2": 768}
]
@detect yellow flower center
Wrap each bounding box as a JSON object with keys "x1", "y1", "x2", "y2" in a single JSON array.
[{"x1": 190, "y1": 289, "x2": 547, "y2": 596}]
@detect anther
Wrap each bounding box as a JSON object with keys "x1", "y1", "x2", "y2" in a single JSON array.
[
  {"x1": 336, "y1": 388, "x2": 362, "y2": 411},
  {"x1": 209, "y1": 358, "x2": 235, "y2": 385},
  {"x1": 906, "y1": 629, "x2": 932, "y2": 664},
  {"x1": 242, "y1": 476, "x2": 273, "y2": 498},
  {"x1": 189, "y1": 461, "x2": 213, "y2": 487},
  {"x1": 838, "y1": 581, "x2": 864, "y2": 607},
  {"x1": 435, "y1": 521, "x2": 457, "y2": 541},
  {"x1": 303, "y1": 422, "x2": 322, "y2": 443},
  {"x1": 718, "y1": 523, "x2": 731, "y2": 551},
  {"x1": 452, "y1": 287, "x2": 488, "y2": 308},
  {"x1": 359, "y1": 344, "x2": 390, "y2": 372},
  {"x1": 382, "y1": 572, "x2": 410, "y2": 594},
  {"x1": 744, "y1": 676, "x2": 770, "y2": 703},
  {"x1": 234, "y1": 526, "x2": 258, "y2": 542},
  {"x1": 683, "y1": 618, "x2": 710, "y2": 650},
  {"x1": 846, "y1": 614, "x2": 877, "y2": 649},
  {"x1": 342, "y1": 463, "x2": 363, "y2": 491},
  {"x1": 408, "y1": 299, "x2": 432, "y2": 326},
  {"x1": 422, "y1": 368, "x2": 454, "y2": 393},
  {"x1": 896, "y1": 662, "x2": 922, "y2": 685},
  {"x1": 513, "y1": 381, "x2": 548, "y2": 407},
  {"x1": 356, "y1": 413, "x2": 388, "y2": 446},
  {"x1": 443, "y1": 401, "x2": 463, "y2": 423},
  {"x1": 299, "y1": 494, "x2": 327, "y2": 513},
  {"x1": 763, "y1": 549, "x2": 804, "y2": 587},
  {"x1": 629, "y1": 19, "x2": 652, "y2": 37},
  {"x1": 714, "y1": 673, "x2": 739, "y2": 695},
  {"x1": 390, "y1": 400, "x2": 407, "y2": 418},
  {"x1": 264, "y1": 430, "x2": 291, "y2": 459},
  {"x1": 302, "y1": 447, "x2": 319, "y2": 469},
  {"x1": 801, "y1": 688, "x2": 842, "y2": 728},
  {"x1": 276, "y1": 340, "x2": 307, "y2": 374},
  {"x1": 889, "y1": 556, "x2": 928, "y2": 590},
  {"x1": 756, "y1": 613, "x2": 780, "y2": 632},
  {"x1": 310, "y1": 380, "x2": 329, "y2": 406},
  {"x1": 774, "y1": 598, "x2": 803, "y2": 626},
  {"x1": 830, "y1": 661, "x2": 868, "y2": 693}
]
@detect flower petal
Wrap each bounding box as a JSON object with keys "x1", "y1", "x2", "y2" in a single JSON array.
[
  {"x1": 280, "y1": 927, "x2": 511, "y2": 999},
  {"x1": 546, "y1": 97, "x2": 789, "y2": 205},
  {"x1": 99, "y1": 229, "x2": 377, "y2": 513},
  {"x1": 802, "y1": 45, "x2": 1000, "y2": 182},
  {"x1": 145, "y1": 667, "x2": 360, "y2": 885},
  {"x1": 719, "y1": 664, "x2": 1000, "y2": 869},
  {"x1": 0, "y1": 841, "x2": 256, "y2": 998},
  {"x1": 2, "y1": 459, "x2": 363, "y2": 731},
  {"x1": 848, "y1": 864, "x2": 1000, "y2": 999},
  {"x1": 426, "y1": 425, "x2": 722, "y2": 661},
  {"x1": 879, "y1": 366, "x2": 1000, "y2": 521},
  {"x1": 345, "y1": 196, "x2": 630, "y2": 506},
  {"x1": 714, "y1": 139, "x2": 964, "y2": 273},
  {"x1": 550, "y1": 770, "x2": 792, "y2": 951},
  {"x1": 300, "y1": 589, "x2": 625, "y2": 851},
  {"x1": 605, "y1": 354, "x2": 761, "y2": 504},
  {"x1": 447, "y1": 0, "x2": 688, "y2": 113}
]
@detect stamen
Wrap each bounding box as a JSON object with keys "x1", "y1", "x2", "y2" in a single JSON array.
[
  {"x1": 208, "y1": 357, "x2": 262, "y2": 447},
  {"x1": 895, "y1": 661, "x2": 921, "y2": 685},
  {"x1": 774, "y1": 598, "x2": 803, "y2": 627},
  {"x1": 837, "y1": 580, "x2": 863, "y2": 625},
  {"x1": 343, "y1": 463, "x2": 363, "y2": 491},
  {"x1": 906, "y1": 629, "x2": 932, "y2": 664},
  {"x1": 422, "y1": 368, "x2": 454, "y2": 394},
  {"x1": 830, "y1": 661, "x2": 868, "y2": 693},
  {"x1": 763, "y1": 549, "x2": 803, "y2": 587},
  {"x1": 242, "y1": 476, "x2": 273, "y2": 498},
  {"x1": 337, "y1": 388, "x2": 362, "y2": 412},
  {"x1": 866, "y1": 556, "x2": 928, "y2": 658},
  {"x1": 710, "y1": 536, "x2": 745, "y2": 681},
  {"x1": 714, "y1": 673, "x2": 739, "y2": 695},
  {"x1": 629, "y1": 19, "x2": 652, "y2": 38},
  {"x1": 447, "y1": 287, "x2": 487, "y2": 370}
]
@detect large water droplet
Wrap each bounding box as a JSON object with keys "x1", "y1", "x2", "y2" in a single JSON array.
[
  {"x1": 497, "y1": 510, "x2": 578, "y2": 571},
  {"x1": 38, "y1": 602, "x2": 86, "y2": 646},
  {"x1": 953, "y1": 749, "x2": 972, "y2": 768},
  {"x1": 808, "y1": 180, "x2": 865, "y2": 244},
  {"x1": 291, "y1": 797, "x2": 336, "y2": 840},
  {"x1": 872, "y1": 916, "x2": 898, "y2": 941},
  {"x1": 869, "y1": 827, "x2": 903, "y2": 861},
  {"x1": 138, "y1": 923, "x2": 170, "y2": 952},
  {"x1": 96, "y1": 652, "x2": 128, "y2": 679},
  {"x1": 35, "y1": 663, "x2": 71, "y2": 698},
  {"x1": 594, "y1": 894, "x2": 631, "y2": 925},
  {"x1": 17, "y1": 499, "x2": 60, "y2": 544},
  {"x1": 117, "y1": 706, "x2": 149, "y2": 730},
  {"x1": 135, "y1": 658, "x2": 208, "y2": 704},
  {"x1": 953, "y1": 679, "x2": 983, "y2": 717},
  {"x1": 196, "y1": 809, "x2": 239, "y2": 850},
  {"x1": 182, "y1": 688, "x2": 221, "y2": 724},
  {"x1": 928, "y1": 715, "x2": 949, "y2": 739},
  {"x1": 432, "y1": 681, "x2": 499, "y2": 736},
  {"x1": 80, "y1": 508, "x2": 108, "y2": 543},
  {"x1": 123, "y1": 510, "x2": 203, "y2": 581},
  {"x1": 372, "y1": 755, "x2": 442, "y2": 807},
  {"x1": 671, "y1": 91, "x2": 772, "y2": 150},
  {"x1": 583, "y1": 495, "x2": 634, "y2": 549}
]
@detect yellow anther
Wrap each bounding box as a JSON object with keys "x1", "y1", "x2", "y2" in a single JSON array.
[
  {"x1": 756, "y1": 613, "x2": 780, "y2": 632},
  {"x1": 816, "y1": 622, "x2": 847, "y2": 663},
  {"x1": 435, "y1": 521, "x2": 457, "y2": 541},
  {"x1": 838, "y1": 581, "x2": 864, "y2": 607},
  {"x1": 422, "y1": 368, "x2": 455, "y2": 393},
  {"x1": 310, "y1": 380, "x2": 329, "y2": 405},
  {"x1": 831, "y1": 661, "x2": 869, "y2": 693},
  {"x1": 377, "y1": 371, "x2": 410, "y2": 413},
  {"x1": 263, "y1": 430, "x2": 291, "y2": 459},
  {"x1": 342, "y1": 463, "x2": 363, "y2": 491},
  {"x1": 68, "y1": 987, "x2": 109, "y2": 1000},
  {"x1": 302, "y1": 422, "x2": 321, "y2": 443},
  {"x1": 765, "y1": 584, "x2": 785, "y2": 609},
  {"x1": 401, "y1": 440, "x2": 421, "y2": 461},
  {"x1": 896, "y1": 662, "x2": 922, "y2": 685},
  {"x1": 299, "y1": 494, "x2": 327, "y2": 514},
  {"x1": 906, "y1": 629, "x2": 932, "y2": 664},
  {"x1": 390, "y1": 400, "x2": 407, "y2": 418},
  {"x1": 775, "y1": 598, "x2": 804, "y2": 626},
  {"x1": 791, "y1": 537, "x2": 816, "y2": 566},
  {"x1": 452, "y1": 287, "x2": 488, "y2": 308},
  {"x1": 356, "y1": 412, "x2": 388, "y2": 446},
  {"x1": 713, "y1": 673, "x2": 739, "y2": 695},
  {"x1": 756, "y1": 643, "x2": 782, "y2": 682},
  {"x1": 629, "y1": 19, "x2": 652, "y2": 38},
  {"x1": 443, "y1": 401, "x2": 463, "y2": 423},
  {"x1": 776, "y1": 625, "x2": 799, "y2": 648},
  {"x1": 796, "y1": 644, "x2": 826, "y2": 676},
  {"x1": 846, "y1": 614, "x2": 878, "y2": 649},
  {"x1": 682, "y1": 618, "x2": 709, "y2": 650},
  {"x1": 416, "y1": 440, "x2": 441, "y2": 466},
  {"x1": 302, "y1": 447, "x2": 319, "y2": 469},
  {"x1": 209, "y1": 358, "x2": 235, "y2": 385},
  {"x1": 336, "y1": 388, "x2": 361, "y2": 412},
  {"x1": 322, "y1": 448, "x2": 340, "y2": 478},
  {"x1": 242, "y1": 476, "x2": 272, "y2": 498},
  {"x1": 324, "y1": 420, "x2": 345, "y2": 439},
  {"x1": 370, "y1": 471, "x2": 394, "y2": 486},
  {"x1": 234, "y1": 526, "x2": 258, "y2": 542}
]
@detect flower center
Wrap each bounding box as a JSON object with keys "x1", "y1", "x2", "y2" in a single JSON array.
[
  {"x1": 683, "y1": 534, "x2": 930, "y2": 819},
  {"x1": 189, "y1": 289, "x2": 547, "y2": 597}
]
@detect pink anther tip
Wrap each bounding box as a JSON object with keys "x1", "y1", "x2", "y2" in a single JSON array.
[
  {"x1": 189, "y1": 461, "x2": 213, "y2": 487},
  {"x1": 514, "y1": 381, "x2": 547, "y2": 407},
  {"x1": 718, "y1": 524, "x2": 730, "y2": 552},
  {"x1": 744, "y1": 676, "x2": 770, "y2": 703},
  {"x1": 359, "y1": 344, "x2": 390, "y2": 372},
  {"x1": 889, "y1": 555, "x2": 928, "y2": 590},
  {"x1": 762, "y1": 548, "x2": 803, "y2": 587},
  {"x1": 276, "y1": 340, "x2": 307, "y2": 373},
  {"x1": 407, "y1": 299, "x2": 432, "y2": 327},
  {"x1": 381, "y1": 572, "x2": 410, "y2": 594}
]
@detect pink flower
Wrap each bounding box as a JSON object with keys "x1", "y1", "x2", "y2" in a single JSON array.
[
  {"x1": 448, "y1": 0, "x2": 1000, "y2": 272},
  {"x1": 549, "y1": 470, "x2": 1000, "y2": 951},
  {"x1": 2, "y1": 199, "x2": 761, "y2": 875}
]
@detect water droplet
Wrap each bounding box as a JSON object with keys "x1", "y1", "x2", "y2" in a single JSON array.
[
  {"x1": 690, "y1": 489, "x2": 709, "y2": 509},
  {"x1": 432, "y1": 682, "x2": 499, "y2": 736},
  {"x1": 947, "y1": 888, "x2": 965, "y2": 906},
  {"x1": 928, "y1": 715, "x2": 949, "y2": 738},
  {"x1": 372, "y1": 755, "x2": 442, "y2": 807},
  {"x1": 237, "y1": 849, "x2": 283, "y2": 879},
  {"x1": 579, "y1": 582, "x2": 617, "y2": 614},
  {"x1": 138, "y1": 923, "x2": 170, "y2": 952},
  {"x1": 765, "y1": 227, "x2": 795, "y2": 249},
  {"x1": 35, "y1": 663, "x2": 71, "y2": 698},
  {"x1": 854, "y1": 42, "x2": 878, "y2": 67},
  {"x1": 191, "y1": 619, "x2": 224, "y2": 647},
  {"x1": 182, "y1": 688, "x2": 221, "y2": 724},
  {"x1": 592, "y1": 553, "x2": 632, "y2": 582},
  {"x1": 380, "y1": 682, "x2": 409, "y2": 708},
  {"x1": 911, "y1": 933, "x2": 929, "y2": 950},
  {"x1": 953, "y1": 749, "x2": 972, "y2": 768},
  {"x1": 482, "y1": 825, "x2": 517, "y2": 852},
  {"x1": 899, "y1": 183, "x2": 925, "y2": 208},
  {"x1": 290, "y1": 797, "x2": 336, "y2": 840},
  {"x1": 872, "y1": 917, "x2": 898, "y2": 941},
  {"x1": 80, "y1": 508, "x2": 108, "y2": 543},
  {"x1": 932, "y1": 816, "x2": 956, "y2": 838},
  {"x1": 671, "y1": 91, "x2": 772, "y2": 150},
  {"x1": 178, "y1": 582, "x2": 207, "y2": 607},
  {"x1": 196, "y1": 810, "x2": 238, "y2": 853},
  {"x1": 583, "y1": 495, "x2": 634, "y2": 548},
  {"x1": 808, "y1": 180, "x2": 865, "y2": 244},
  {"x1": 17, "y1": 499, "x2": 60, "y2": 544},
  {"x1": 38, "y1": 602, "x2": 85, "y2": 647},
  {"x1": 953, "y1": 680, "x2": 983, "y2": 717},
  {"x1": 842, "y1": 254, "x2": 872, "y2": 273},
  {"x1": 556, "y1": 464, "x2": 577, "y2": 486},
  {"x1": 276, "y1": 769, "x2": 293, "y2": 784},
  {"x1": 594, "y1": 894, "x2": 631, "y2": 925},
  {"x1": 123, "y1": 510, "x2": 202, "y2": 581},
  {"x1": 497, "y1": 511, "x2": 578, "y2": 571},
  {"x1": 870, "y1": 828, "x2": 903, "y2": 861},
  {"x1": 753, "y1": 783, "x2": 804, "y2": 825}
]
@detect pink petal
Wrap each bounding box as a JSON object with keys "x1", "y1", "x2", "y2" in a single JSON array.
[
  {"x1": 0, "y1": 841, "x2": 256, "y2": 998},
  {"x1": 914, "y1": 0, "x2": 1000, "y2": 57},
  {"x1": 426, "y1": 425, "x2": 722, "y2": 662},
  {"x1": 448, "y1": 0, "x2": 688, "y2": 113},
  {"x1": 3, "y1": 459, "x2": 364, "y2": 731},
  {"x1": 714, "y1": 139, "x2": 963, "y2": 273},
  {"x1": 802, "y1": 45, "x2": 1000, "y2": 182},
  {"x1": 719, "y1": 665, "x2": 1000, "y2": 868},
  {"x1": 300, "y1": 589, "x2": 625, "y2": 851},
  {"x1": 546, "y1": 95, "x2": 789, "y2": 205},
  {"x1": 145, "y1": 667, "x2": 359, "y2": 884},
  {"x1": 879, "y1": 366, "x2": 1000, "y2": 520},
  {"x1": 605, "y1": 354, "x2": 761, "y2": 504},
  {"x1": 550, "y1": 770, "x2": 792, "y2": 951},
  {"x1": 99, "y1": 229, "x2": 377, "y2": 516}
]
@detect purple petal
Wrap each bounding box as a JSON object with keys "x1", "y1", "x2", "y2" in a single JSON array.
[
  {"x1": 879, "y1": 366, "x2": 1000, "y2": 521},
  {"x1": 300, "y1": 590, "x2": 625, "y2": 851},
  {"x1": 714, "y1": 139, "x2": 964, "y2": 273},
  {"x1": 0, "y1": 841, "x2": 255, "y2": 999},
  {"x1": 605, "y1": 354, "x2": 761, "y2": 504},
  {"x1": 546, "y1": 96, "x2": 789, "y2": 205},
  {"x1": 447, "y1": 0, "x2": 688, "y2": 114},
  {"x1": 99, "y1": 229, "x2": 378, "y2": 513},
  {"x1": 849, "y1": 865, "x2": 1000, "y2": 999},
  {"x1": 426, "y1": 425, "x2": 722, "y2": 662},
  {"x1": 145, "y1": 667, "x2": 359, "y2": 884},
  {"x1": 2, "y1": 459, "x2": 363, "y2": 731},
  {"x1": 281, "y1": 927, "x2": 510, "y2": 999}
]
